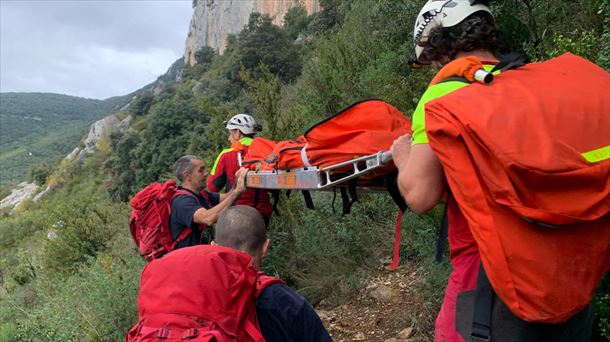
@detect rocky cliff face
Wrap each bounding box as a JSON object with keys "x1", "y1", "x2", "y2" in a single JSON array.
[
  {"x1": 185, "y1": 0, "x2": 319, "y2": 65},
  {"x1": 70, "y1": 114, "x2": 132, "y2": 163}
]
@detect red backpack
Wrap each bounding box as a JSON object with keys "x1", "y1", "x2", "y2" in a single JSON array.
[
  {"x1": 425, "y1": 53, "x2": 610, "y2": 323},
  {"x1": 126, "y1": 245, "x2": 282, "y2": 342},
  {"x1": 129, "y1": 180, "x2": 203, "y2": 262}
]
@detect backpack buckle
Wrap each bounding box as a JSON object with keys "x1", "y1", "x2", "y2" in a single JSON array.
[
  {"x1": 471, "y1": 335, "x2": 490, "y2": 342},
  {"x1": 156, "y1": 328, "x2": 169, "y2": 339},
  {"x1": 182, "y1": 328, "x2": 198, "y2": 339}
]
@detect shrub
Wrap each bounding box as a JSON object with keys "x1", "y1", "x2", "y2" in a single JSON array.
[
  {"x1": 15, "y1": 249, "x2": 143, "y2": 341},
  {"x1": 40, "y1": 197, "x2": 128, "y2": 275}
]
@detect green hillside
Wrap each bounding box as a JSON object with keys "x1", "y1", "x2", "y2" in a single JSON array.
[{"x1": 0, "y1": 92, "x2": 131, "y2": 187}]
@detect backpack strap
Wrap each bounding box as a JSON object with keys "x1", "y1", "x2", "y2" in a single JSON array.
[
  {"x1": 256, "y1": 273, "x2": 286, "y2": 298},
  {"x1": 490, "y1": 52, "x2": 529, "y2": 73},
  {"x1": 169, "y1": 189, "x2": 204, "y2": 248},
  {"x1": 435, "y1": 203, "x2": 449, "y2": 263},
  {"x1": 471, "y1": 264, "x2": 495, "y2": 342},
  {"x1": 244, "y1": 319, "x2": 265, "y2": 342}
]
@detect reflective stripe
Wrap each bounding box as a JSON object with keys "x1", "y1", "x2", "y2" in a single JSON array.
[
  {"x1": 412, "y1": 64, "x2": 499, "y2": 146},
  {"x1": 210, "y1": 148, "x2": 234, "y2": 175},
  {"x1": 582, "y1": 145, "x2": 610, "y2": 163},
  {"x1": 239, "y1": 137, "x2": 253, "y2": 146},
  {"x1": 212, "y1": 138, "x2": 252, "y2": 175}
]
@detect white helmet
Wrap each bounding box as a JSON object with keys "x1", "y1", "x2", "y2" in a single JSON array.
[
  {"x1": 410, "y1": 0, "x2": 492, "y2": 66},
  {"x1": 225, "y1": 114, "x2": 262, "y2": 135}
]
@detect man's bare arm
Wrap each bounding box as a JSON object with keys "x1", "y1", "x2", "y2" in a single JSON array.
[
  {"x1": 193, "y1": 168, "x2": 248, "y2": 226},
  {"x1": 391, "y1": 135, "x2": 445, "y2": 214}
]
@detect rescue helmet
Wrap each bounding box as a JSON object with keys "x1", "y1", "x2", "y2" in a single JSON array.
[
  {"x1": 225, "y1": 114, "x2": 262, "y2": 135},
  {"x1": 410, "y1": 0, "x2": 493, "y2": 67}
]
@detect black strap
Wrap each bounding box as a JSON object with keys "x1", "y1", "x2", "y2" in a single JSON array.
[
  {"x1": 253, "y1": 189, "x2": 260, "y2": 208},
  {"x1": 491, "y1": 52, "x2": 529, "y2": 73},
  {"x1": 302, "y1": 190, "x2": 314, "y2": 210},
  {"x1": 348, "y1": 178, "x2": 358, "y2": 206},
  {"x1": 472, "y1": 264, "x2": 494, "y2": 342},
  {"x1": 340, "y1": 187, "x2": 350, "y2": 215},
  {"x1": 270, "y1": 190, "x2": 281, "y2": 216},
  {"x1": 435, "y1": 205, "x2": 449, "y2": 263},
  {"x1": 385, "y1": 172, "x2": 408, "y2": 213},
  {"x1": 339, "y1": 179, "x2": 358, "y2": 216},
  {"x1": 331, "y1": 188, "x2": 337, "y2": 215}
]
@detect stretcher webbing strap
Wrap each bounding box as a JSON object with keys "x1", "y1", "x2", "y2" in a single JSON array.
[
  {"x1": 340, "y1": 187, "x2": 350, "y2": 214},
  {"x1": 302, "y1": 191, "x2": 314, "y2": 209},
  {"x1": 385, "y1": 173, "x2": 408, "y2": 270},
  {"x1": 389, "y1": 210, "x2": 403, "y2": 271},
  {"x1": 300, "y1": 143, "x2": 313, "y2": 168},
  {"x1": 270, "y1": 190, "x2": 281, "y2": 215},
  {"x1": 339, "y1": 179, "x2": 358, "y2": 215}
]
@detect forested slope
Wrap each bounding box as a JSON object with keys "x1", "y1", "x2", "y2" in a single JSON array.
[
  {"x1": 0, "y1": 92, "x2": 131, "y2": 187},
  {"x1": 0, "y1": 1, "x2": 608, "y2": 341}
]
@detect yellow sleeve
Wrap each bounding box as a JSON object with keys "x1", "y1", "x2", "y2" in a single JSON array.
[{"x1": 411, "y1": 81, "x2": 470, "y2": 145}]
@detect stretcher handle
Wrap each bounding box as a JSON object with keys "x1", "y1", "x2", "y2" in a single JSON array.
[{"x1": 380, "y1": 151, "x2": 393, "y2": 165}]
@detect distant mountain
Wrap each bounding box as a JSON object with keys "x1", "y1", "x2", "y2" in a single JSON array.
[{"x1": 0, "y1": 92, "x2": 131, "y2": 187}]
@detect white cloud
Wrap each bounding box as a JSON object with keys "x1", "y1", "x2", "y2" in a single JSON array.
[{"x1": 0, "y1": 0, "x2": 193, "y2": 99}]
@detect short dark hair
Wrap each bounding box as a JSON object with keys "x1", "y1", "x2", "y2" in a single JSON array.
[
  {"x1": 215, "y1": 206, "x2": 267, "y2": 256},
  {"x1": 418, "y1": 11, "x2": 499, "y2": 64},
  {"x1": 173, "y1": 155, "x2": 199, "y2": 182}
]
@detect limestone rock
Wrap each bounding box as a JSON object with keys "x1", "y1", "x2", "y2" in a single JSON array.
[
  {"x1": 0, "y1": 182, "x2": 38, "y2": 211},
  {"x1": 184, "y1": 0, "x2": 320, "y2": 63},
  {"x1": 66, "y1": 147, "x2": 80, "y2": 160},
  {"x1": 33, "y1": 186, "x2": 51, "y2": 202},
  {"x1": 367, "y1": 284, "x2": 401, "y2": 303},
  {"x1": 353, "y1": 332, "x2": 366, "y2": 341},
  {"x1": 397, "y1": 327, "x2": 414, "y2": 339},
  {"x1": 77, "y1": 114, "x2": 130, "y2": 163}
]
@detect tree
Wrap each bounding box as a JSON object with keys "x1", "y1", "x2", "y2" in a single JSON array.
[
  {"x1": 229, "y1": 13, "x2": 303, "y2": 83},
  {"x1": 128, "y1": 91, "x2": 154, "y2": 117},
  {"x1": 28, "y1": 162, "x2": 52, "y2": 185},
  {"x1": 283, "y1": 5, "x2": 311, "y2": 40}
]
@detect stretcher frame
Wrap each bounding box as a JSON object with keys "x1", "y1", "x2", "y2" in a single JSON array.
[{"x1": 244, "y1": 151, "x2": 393, "y2": 191}]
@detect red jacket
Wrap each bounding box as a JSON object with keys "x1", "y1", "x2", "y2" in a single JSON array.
[{"x1": 208, "y1": 137, "x2": 272, "y2": 216}]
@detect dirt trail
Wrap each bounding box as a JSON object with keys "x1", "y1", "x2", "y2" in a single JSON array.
[{"x1": 317, "y1": 262, "x2": 436, "y2": 341}]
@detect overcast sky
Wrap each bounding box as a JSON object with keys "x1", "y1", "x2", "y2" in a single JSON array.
[{"x1": 0, "y1": 0, "x2": 193, "y2": 100}]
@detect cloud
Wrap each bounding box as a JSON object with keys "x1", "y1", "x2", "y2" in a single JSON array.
[{"x1": 0, "y1": 0, "x2": 193, "y2": 99}]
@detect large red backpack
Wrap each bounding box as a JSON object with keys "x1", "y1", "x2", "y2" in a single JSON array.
[
  {"x1": 126, "y1": 245, "x2": 280, "y2": 342},
  {"x1": 129, "y1": 180, "x2": 203, "y2": 262},
  {"x1": 425, "y1": 53, "x2": 610, "y2": 323}
]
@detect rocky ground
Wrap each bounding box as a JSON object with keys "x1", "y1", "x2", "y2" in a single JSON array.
[{"x1": 317, "y1": 262, "x2": 437, "y2": 342}]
